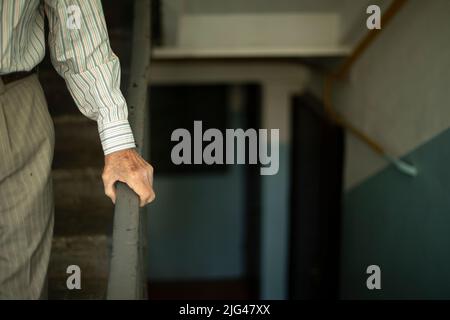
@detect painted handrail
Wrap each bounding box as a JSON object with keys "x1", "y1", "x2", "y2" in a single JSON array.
[{"x1": 106, "y1": 0, "x2": 152, "y2": 299}]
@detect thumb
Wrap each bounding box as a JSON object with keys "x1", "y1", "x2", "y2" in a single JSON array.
[{"x1": 103, "y1": 177, "x2": 117, "y2": 204}]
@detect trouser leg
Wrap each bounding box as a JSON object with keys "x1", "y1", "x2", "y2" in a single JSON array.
[{"x1": 0, "y1": 74, "x2": 54, "y2": 299}]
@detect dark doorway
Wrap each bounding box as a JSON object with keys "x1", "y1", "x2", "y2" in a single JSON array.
[
  {"x1": 289, "y1": 92, "x2": 344, "y2": 299},
  {"x1": 147, "y1": 84, "x2": 262, "y2": 299}
]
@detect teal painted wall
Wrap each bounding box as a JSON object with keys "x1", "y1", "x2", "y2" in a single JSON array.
[
  {"x1": 334, "y1": 0, "x2": 450, "y2": 299},
  {"x1": 147, "y1": 103, "x2": 245, "y2": 280},
  {"x1": 260, "y1": 143, "x2": 289, "y2": 299},
  {"x1": 341, "y1": 128, "x2": 450, "y2": 299},
  {"x1": 147, "y1": 169, "x2": 245, "y2": 280}
]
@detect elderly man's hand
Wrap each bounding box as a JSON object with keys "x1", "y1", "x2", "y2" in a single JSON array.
[{"x1": 102, "y1": 148, "x2": 155, "y2": 207}]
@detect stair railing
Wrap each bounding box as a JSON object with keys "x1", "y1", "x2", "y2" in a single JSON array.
[
  {"x1": 323, "y1": 0, "x2": 417, "y2": 176},
  {"x1": 106, "y1": 0, "x2": 152, "y2": 300}
]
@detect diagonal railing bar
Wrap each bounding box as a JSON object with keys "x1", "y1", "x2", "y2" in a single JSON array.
[{"x1": 107, "y1": 0, "x2": 152, "y2": 300}]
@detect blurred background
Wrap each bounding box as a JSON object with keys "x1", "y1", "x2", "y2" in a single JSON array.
[{"x1": 40, "y1": 0, "x2": 450, "y2": 300}]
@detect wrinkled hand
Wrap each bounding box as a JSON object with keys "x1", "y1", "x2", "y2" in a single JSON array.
[{"x1": 102, "y1": 148, "x2": 155, "y2": 207}]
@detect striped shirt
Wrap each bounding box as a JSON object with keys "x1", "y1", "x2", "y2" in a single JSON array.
[{"x1": 0, "y1": 0, "x2": 135, "y2": 155}]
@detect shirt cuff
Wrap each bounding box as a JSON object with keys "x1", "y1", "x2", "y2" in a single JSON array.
[{"x1": 98, "y1": 120, "x2": 136, "y2": 155}]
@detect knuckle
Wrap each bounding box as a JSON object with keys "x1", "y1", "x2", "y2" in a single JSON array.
[
  {"x1": 143, "y1": 191, "x2": 152, "y2": 199},
  {"x1": 141, "y1": 190, "x2": 155, "y2": 203},
  {"x1": 140, "y1": 168, "x2": 148, "y2": 176}
]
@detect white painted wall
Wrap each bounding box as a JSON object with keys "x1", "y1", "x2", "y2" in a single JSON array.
[
  {"x1": 331, "y1": 0, "x2": 450, "y2": 190},
  {"x1": 160, "y1": 0, "x2": 378, "y2": 50},
  {"x1": 178, "y1": 13, "x2": 341, "y2": 49}
]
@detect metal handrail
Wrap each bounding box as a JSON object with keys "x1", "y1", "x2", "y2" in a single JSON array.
[{"x1": 106, "y1": 0, "x2": 152, "y2": 299}]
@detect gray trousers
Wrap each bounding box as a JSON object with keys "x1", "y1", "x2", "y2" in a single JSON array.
[{"x1": 0, "y1": 74, "x2": 54, "y2": 299}]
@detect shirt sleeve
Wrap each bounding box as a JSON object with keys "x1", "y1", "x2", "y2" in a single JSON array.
[{"x1": 44, "y1": 0, "x2": 136, "y2": 155}]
